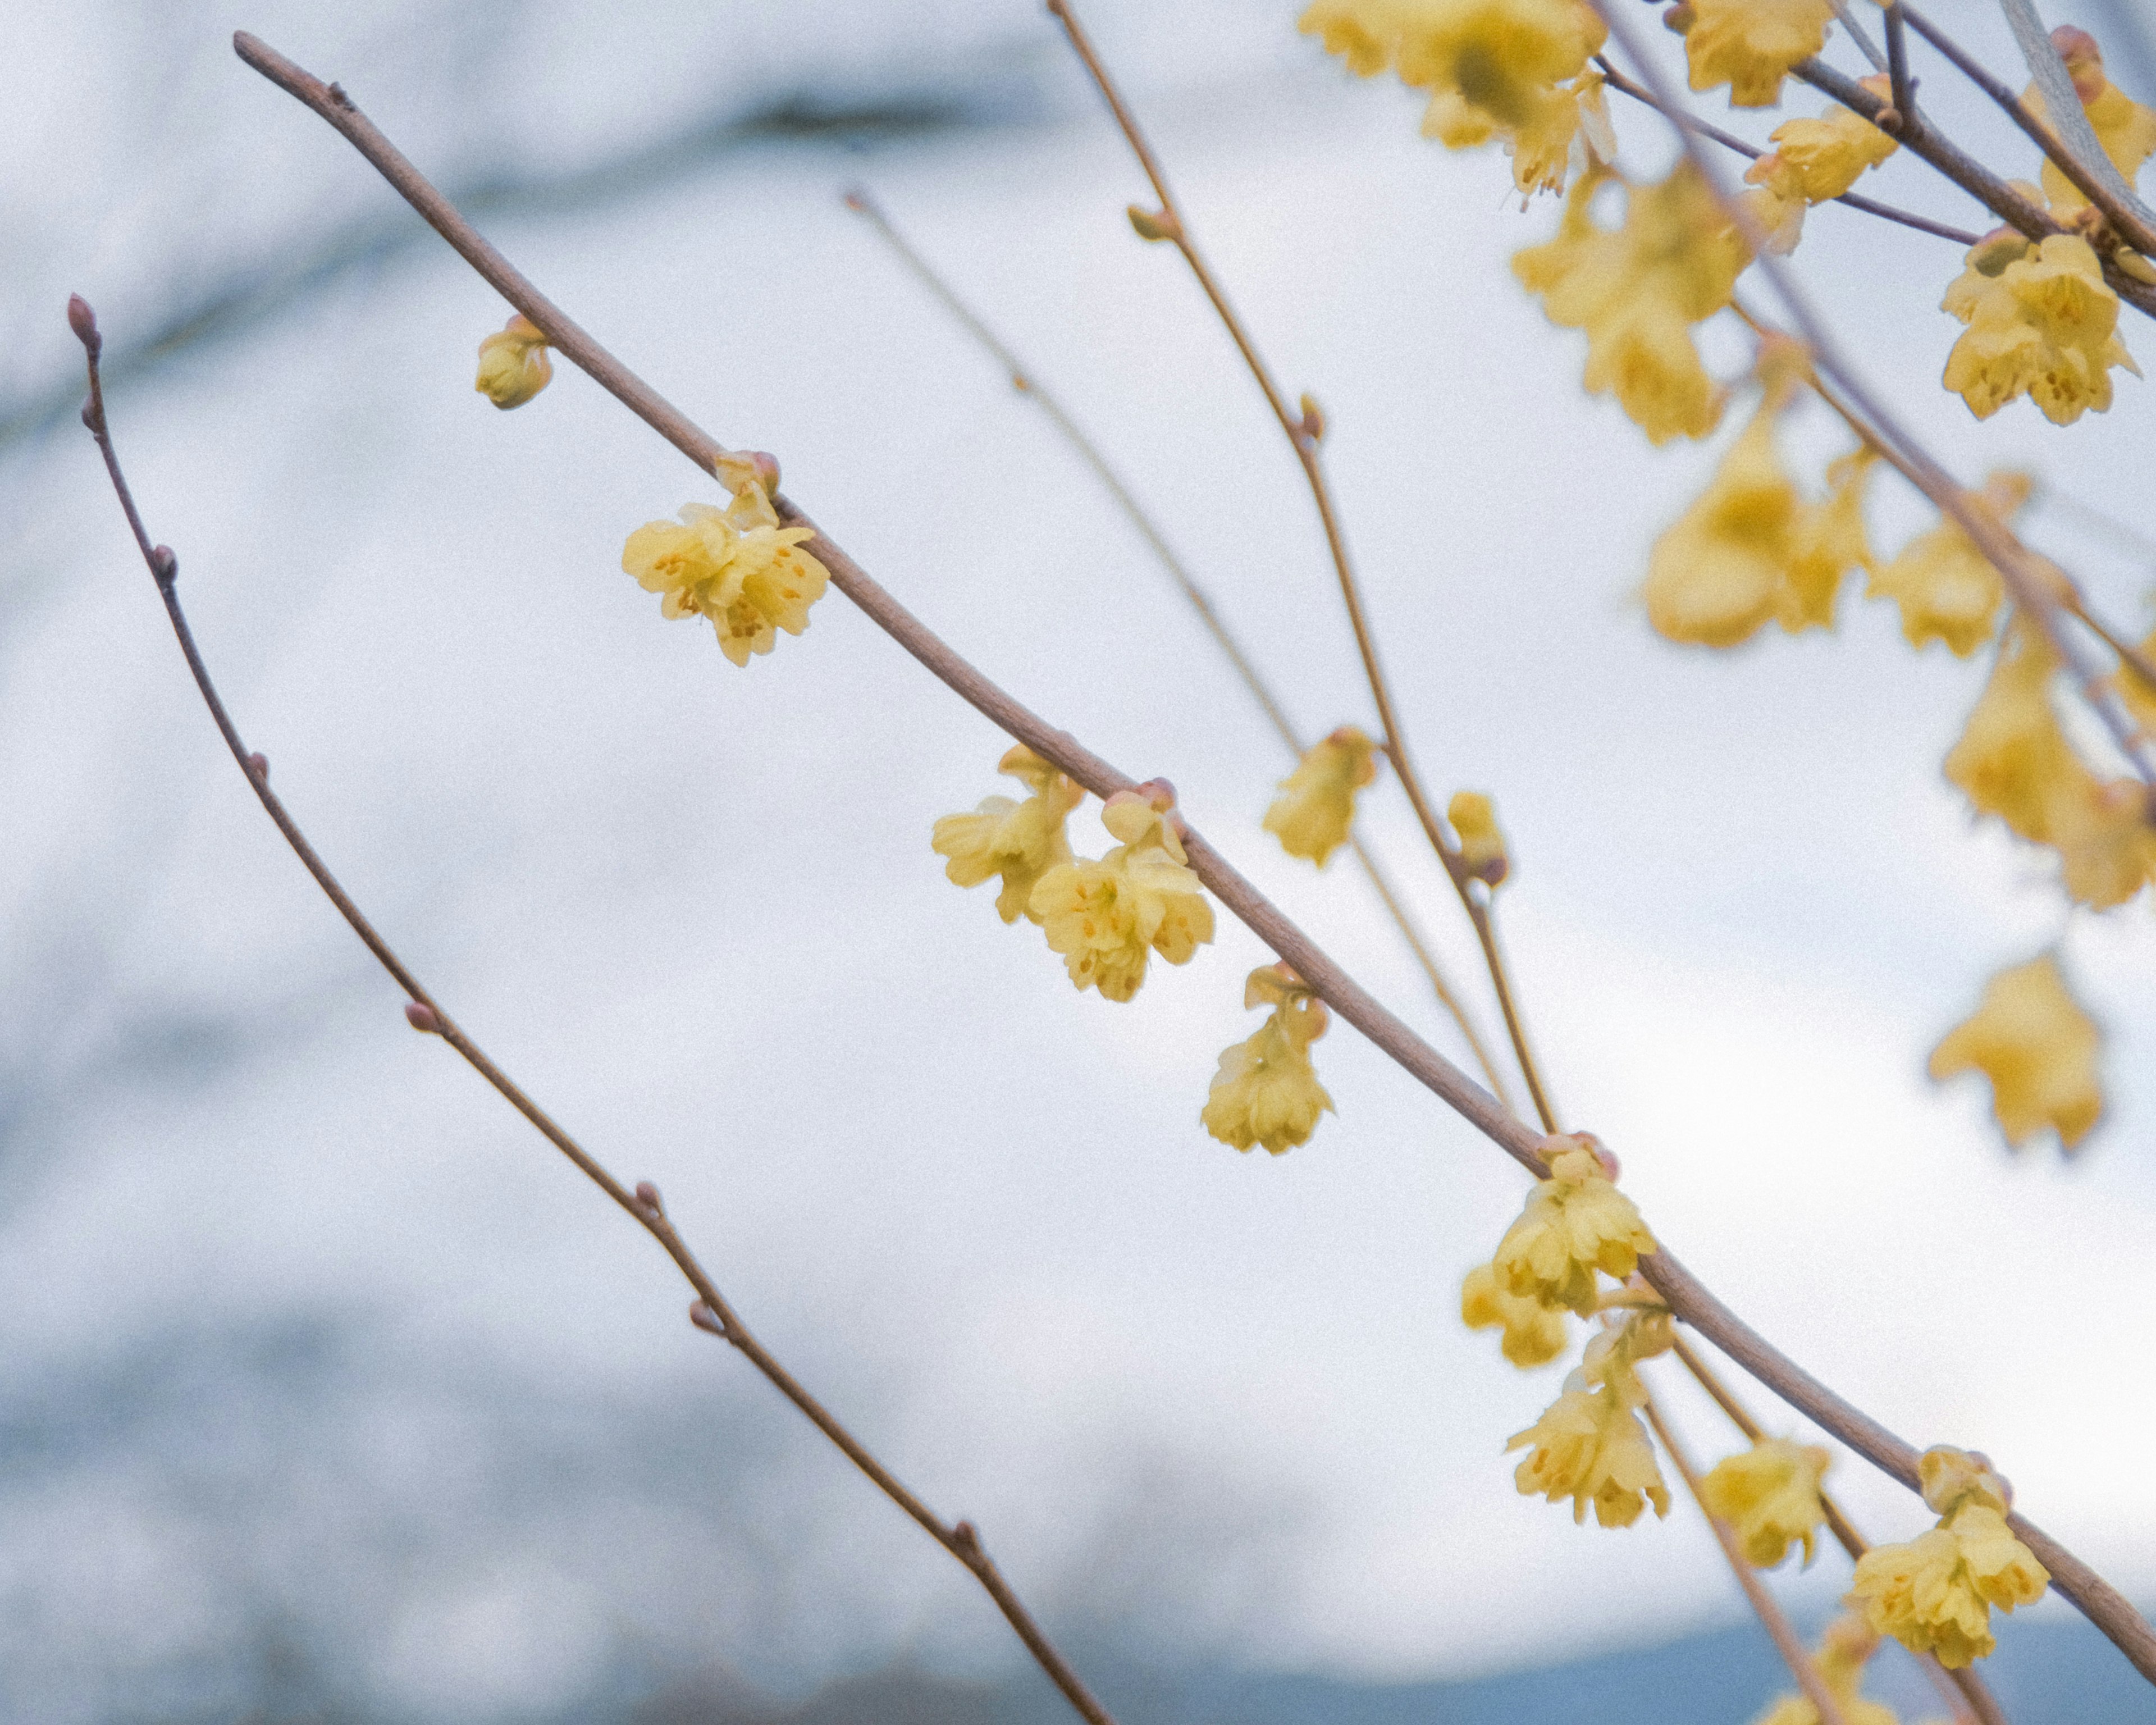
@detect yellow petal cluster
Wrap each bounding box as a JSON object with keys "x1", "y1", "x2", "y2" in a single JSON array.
[
  {"x1": 1929, "y1": 954, "x2": 2103, "y2": 1152},
  {"x1": 1300, "y1": 0, "x2": 1611, "y2": 197},
  {"x1": 1683, "y1": 0, "x2": 1834, "y2": 109},
  {"x1": 1492, "y1": 1135, "x2": 1656, "y2": 1314},
  {"x1": 1866, "y1": 472, "x2": 2029, "y2": 656},
  {"x1": 1752, "y1": 1615, "x2": 1903, "y2": 1725},
  {"x1": 931, "y1": 746, "x2": 1084, "y2": 924},
  {"x1": 621, "y1": 472, "x2": 831, "y2": 665},
  {"x1": 1461, "y1": 1261, "x2": 1569, "y2": 1366},
  {"x1": 1848, "y1": 1447, "x2": 2048, "y2": 1669},
  {"x1": 1264, "y1": 727, "x2": 1380, "y2": 866},
  {"x1": 1941, "y1": 233, "x2": 2138, "y2": 426},
  {"x1": 1507, "y1": 1366, "x2": 1669, "y2": 1528},
  {"x1": 1031, "y1": 788, "x2": 1215, "y2": 1003},
  {"x1": 1700, "y1": 1437, "x2": 1831, "y2": 1569},
  {"x1": 1945, "y1": 622, "x2": 2156, "y2": 909},
  {"x1": 1741, "y1": 82, "x2": 1898, "y2": 254},
  {"x1": 1514, "y1": 164, "x2": 1748, "y2": 444},
  {"x1": 1449, "y1": 790, "x2": 1510, "y2": 884},
  {"x1": 1203, "y1": 965, "x2": 1336, "y2": 1153},
  {"x1": 2024, "y1": 28, "x2": 2156, "y2": 217},
  {"x1": 475, "y1": 313, "x2": 553, "y2": 409}
]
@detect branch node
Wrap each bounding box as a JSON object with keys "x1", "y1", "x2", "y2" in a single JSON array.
[
  {"x1": 634, "y1": 1179, "x2": 665, "y2": 1217},
  {"x1": 326, "y1": 81, "x2": 353, "y2": 109},
  {"x1": 952, "y1": 1518, "x2": 983, "y2": 1554},
  {"x1": 403, "y1": 1000, "x2": 441, "y2": 1034},
  {"x1": 688, "y1": 1298, "x2": 728, "y2": 1338},
  {"x1": 246, "y1": 751, "x2": 270, "y2": 781}
]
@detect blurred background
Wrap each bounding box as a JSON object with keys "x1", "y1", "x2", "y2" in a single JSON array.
[{"x1": 4, "y1": 2, "x2": 2156, "y2": 1720}]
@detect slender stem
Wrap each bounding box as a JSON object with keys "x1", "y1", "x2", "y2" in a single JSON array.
[
  {"x1": 1593, "y1": 57, "x2": 1981, "y2": 245},
  {"x1": 1884, "y1": 2, "x2": 1916, "y2": 126},
  {"x1": 1901, "y1": 2, "x2": 2156, "y2": 257},
  {"x1": 2067, "y1": 597, "x2": 2156, "y2": 700},
  {"x1": 1641, "y1": 1389, "x2": 1853, "y2": 1725},
  {"x1": 1045, "y1": 0, "x2": 1561, "y2": 1131},
  {"x1": 230, "y1": 28, "x2": 2156, "y2": 1682},
  {"x1": 1831, "y1": 0, "x2": 1889, "y2": 72},
  {"x1": 842, "y1": 185, "x2": 1518, "y2": 1112},
  {"x1": 71, "y1": 305, "x2": 1118, "y2": 1725}
]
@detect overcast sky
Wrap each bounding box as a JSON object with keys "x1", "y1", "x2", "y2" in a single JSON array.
[{"x1": 4, "y1": 2, "x2": 2156, "y2": 1721}]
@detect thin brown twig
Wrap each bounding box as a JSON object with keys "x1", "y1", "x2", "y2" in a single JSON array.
[
  {"x1": 68, "y1": 298, "x2": 1120, "y2": 1725},
  {"x1": 229, "y1": 26, "x2": 2156, "y2": 1681},
  {"x1": 1883, "y1": 2, "x2": 1917, "y2": 127},
  {"x1": 1593, "y1": 56, "x2": 1983, "y2": 246},
  {"x1": 1046, "y1": 0, "x2": 1562, "y2": 1133},
  {"x1": 841, "y1": 185, "x2": 1519, "y2": 1114},
  {"x1": 1640, "y1": 1390, "x2": 1853, "y2": 1725}
]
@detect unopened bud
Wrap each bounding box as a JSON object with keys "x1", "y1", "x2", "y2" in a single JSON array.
[
  {"x1": 715, "y1": 449, "x2": 781, "y2": 498},
  {"x1": 246, "y1": 752, "x2": 270, "y2": 780},
  {"x1": 1126, "y1": 204, "x2": 1180, "y2": 243},
  {"x1": 67, "y1": 295, "x2": 102, "y2": 359},
  {"x1": 1133, "y1": 776, "x2": 1177, "y2": 811},
  {"x1": 404, "y1": 1000, "x2": 441, "y2": 1034},
  {"x1": 474, "y1": 313, "x2": 552, "y2": 410},
  {"x1": 1448, "y1": 790, "x2": 1510, "y2": 888},
  {"x1": 1966, "y1": 226, "x2": 2032, "y2": 279},
  {"x1": 1574, "y1": 1132, "x2": 1621, "y2": 1182},
  {"x1": 689, "y1": 1300, "x2": 726, "y2": 1336},
  {"x1": 2050, "y1": 25, "x2": 2107, "y2": 105},
  {"x1": 634, "y1": 1180, "x2": 664, "y2": 1213},
  {"x1": 1662, "y1": 2, "x2": 1694, "y2": 34},
  {"x1": 1298, "y1": 392, "x2": 1326, "y2": 444},
  {"x1": 150, "y1": 545, "x2": 178, "y2": 587}
]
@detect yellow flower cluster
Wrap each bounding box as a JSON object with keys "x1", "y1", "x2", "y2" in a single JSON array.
[
  {"x1": 620, "y1": 462, "x2": 831, "y2": 665},
  {"x1": 1493, "y1": 1134, "x2": 1656, "y2": 1315},
  {"x1": 1848, "y1": 1447, "x2": 2048, "y2": 1668},
  {"x1": 1299, "y1": 0, "x2": 1613, "y2": 197},
  {"x1": 2025, "y1": 26, "x2": 2156, "y2": 218},
  {"x1": 474, "y1": 313, "x2": 553, "y2": 409},
  {"x1": 1752, "y1": 1614, "x2": 1903, "y2": 1725},
  {"x1": 1681, "y1": 0, "x2": 1835, "y2": 109},
  {"x1": 1507, "y1": 1308, "x2": 1671, "y2": 1527},
  {"x1": 1946, "y1": 622, "x2": 2156, "y2": 910},
  {"x1": 1865, "y1": 471, "x2": 2030, "y2": 656},
  {"x1": 1941, "y1": 232, "x2": 2139, "y2": 426},
  {"x1": 1032, "y1": 786, "x2": 1216, "y2": 1002},
  {"x1": 1929, "y1": 953, "x2": 2104, "y2": 1152},
  {"x1": 931, "y1": 745, "x2": 1083, "y2": 924},
  {"x1": 1741, "y1": 80, "x2": 1898, "y2": 255},
  {"x1": 1202, "y1": 964, "x2": 1336, "y2": 1153},
  {"x1": 1514, "y1": 164, "x2": 1750, "y2": 444},
  {"x1": 1699, "y1": 1436, "x2": 1831, "y2": 1568},
  {"x1": 1264, "y1": 727, "x2": 1380, "y2": 866},
  {"x1": 1461, "y1": 1261, "x2": 1568, "y2": 1366}
]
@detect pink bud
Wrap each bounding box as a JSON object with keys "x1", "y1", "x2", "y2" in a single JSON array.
[
  {"x1": 246, "y1": 753, "x2": 269, "y2": 781},
  {"x1": 634, "y1": 1180, "x2": 663, "y2": 1213},
  {"x1": 403, "y1": 1000, "x2": 441, "y2": 1034},
  {"x1": 67, "y1": 295, "x2": 101, "y2": 358}
]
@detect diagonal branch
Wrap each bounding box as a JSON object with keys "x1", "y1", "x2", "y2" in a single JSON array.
[
  {"x1": 70, "y1": 298, "x2": 1120, "y2": 1725},
  {"x1": 229, "y1": 23, "x2": 2155, "y2": 1684}
]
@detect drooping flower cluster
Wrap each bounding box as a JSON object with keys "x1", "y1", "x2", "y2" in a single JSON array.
[
  {"x1": 1202, "y1": 963, "x2": 1336, "y2": 1153},
  {"x1": 620, "y1": 458, "x2": 832, "y2": 665},
  {"x1": 1741, "y1": 79, "x2": 1898, "y2": 255},
  {"x1": 1848, "y1": 1447, "x2": 2048, "y2": 1668},
  {"x1": 1031, "y1": 786, "x2": 1216, "y2": 1003},
  {"x1": 1506, "y1": 1304, "x2": 1671, "y2": 1528},
  {"x1": 1751, "y1": 1614, "x2": 1904, "y2": 1725},
  {"x1": 1264, "y1": 726, "x2": 1381, "y2": 865},
  {"x1": 474, "y1": 313, "x2": 553, "y2": 409},
  {"x1": 1929, "y1": 952, "x2": 2104, "y2": 1152},
  {"x1": 1492, "y1": 1134, "x2": 1656, "y2": 1313},
  {"x1": 1679, "y1": 0, "x2": 1835, "y2": 109},
  {"x1": 1941, "y1": 231, "x2": 2139, "y2": 426},
  {"x1": 1460, "y1": 1261, "x2": 1568, "y2": 1366},
  {"x1": 1699, "y1": 1436, "x2": 1831, "y2": 1569},
  {"x1": 1299, "y1": 0, "x2": 1613, "y2": 197},
  {"x1": 1514, "y1": 163, "x2": 1750, "y2": 443},
  {"x1": 1864, "y1": 471, "x2": 2030, "y2": 656},
  {"x1": 931, "y1": 745, "x2": 1083, "y2": 924}
]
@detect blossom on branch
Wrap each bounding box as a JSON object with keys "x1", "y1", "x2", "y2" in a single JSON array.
[
  {"x1": 1681, "y1": 0, "x2": 1835, "y2": 109},
  {"x1": 1264, "y1": 726, "x2": 1380, "y2": 866},
  {"x1": 1202, "y1": 963, "x2": 1335, "y2": 1153},
  {"x1": 2025, "y1": 26, "x2": 2156, "y2": 218},
  {"x1": 1461, "y1": 1261, "x2": 1569, "y2": 1366},
  {"x1": 1741, "y1": 81, "x2": 1898, "y2": 255},
  {"x1": 1508, "y1": 1335, "x2": 1669, "y2": 1528},
  {"x1": 1492, "y1": 1134, "x2": 1656, "y2": 1314},
  {"x1": 1941, "y1": 232, "x2": 2137, "y2": 426},
  {"x1": 620, "y1": 468, "x2": 831, "y2": 665},
  {"x1": 1866, "y1": 471, "x2": 2029, "y2": 656},
  {"x1": 932, "y1": 745, "x2": 1084, "y2": 924},
  {"x1": 474, "y1": 313, "x2": 553, "y2": 409},
  {"x1": 1448, "y1": 790, "x2": 1510, "y2": 884},
  {"x1": 1031, "y1": 787, "x2": 1214, "y2": 1002},
  {"x1": 1699, "y1": 1436, "x2": 1831, "y2": 1568},
  {"x1": 1929, "y1": 954, "x2": 2104, "y2": 1152}
]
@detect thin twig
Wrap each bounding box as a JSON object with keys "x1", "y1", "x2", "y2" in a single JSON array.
[
  {"x1": 69, "y1": 299, "x2": 1121, "y2": 1725},
  {"x1": 841, "y1": 185, "x2": 1519, "y2": 1113},
  {"x1": 1831, "y1": 0, "x2": 1890, "y2": 72},
  {"x1": 1046, "y1": 0, "x2": 1563, "y2": 1133},
  {"x1": 1997, "y1": 0, "x2": 2156, "y2": 241},
  {"x1": 1901, "y1": 2, "x2": 2156, "y2": 258},
  {"x1": 230, "y1": 26, "x2": 2156, "y2": 1682},
  {"x1": 1593, "y1": 56, "x2": 1981, "y2": 245},
  {"x1": 1641, "y1": 1389, "x2": 1853, "y2": 1725},
  {"x1": 1884, "y1": 2, "x2": 1916, "y2": 127}
]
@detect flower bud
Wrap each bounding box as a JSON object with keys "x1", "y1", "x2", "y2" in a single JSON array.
[
  {"x1": 1126, "y1": 204, "x2": 1180, "y2": 243},
  {"x1": 2050, "y1": 25, "x2": 2107, "y2": 105},
  {"x1": 67, "y1": 294, "x2": 101, "y2": 358},
  {"x1": 474, "y1": 313, "x2": 552, "y2": 409}
]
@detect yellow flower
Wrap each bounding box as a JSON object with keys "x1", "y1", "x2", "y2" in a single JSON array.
[
  {"x1": 1684, "y1": 0, "x2": 1834, "y2": 108},
  {"x1": 1644, "y1": 400, "x2": 1801, "y2": 647},
  {"x1": 1866, "y1": 472, "x2": 2030, "y2": 656},
  {"x1": 931, "y1": 746, "x2": 1084, "y2": 924},
  {"x1": 2025, "y1": 28, "x2": 2156, "y2": 217},
  {"x1": 1941, "y1": 233, "x2": 2138, "y2": 426},
  {"x1": 1449, "y1": 790, "x2": 1510, "y2": 884},
  {"x1": 1514, "y1": 163, "x2": 1747, "y2": 443},
  {"x1": 474, "y1": 313, "x2": 553, "y2": 409},
  {"x1": 1929, "y1": 954, "x2": 2103, "y2": 1152},
  {"x1": 1779, "y1": 447, "x2": 1878, "y2": 632},
  {"x1": 1944, "y1": 620, "x2": 2078, "y2": 841},
  {"x1": 1461, "y1": 1261, "x2": 1569, "y2": 1366},
  {"x1": 1919, "y1": 1445, "x2": 2009, "y2": 1517},
  {"x1": 1507, "y1": 1377, "x2": 1670, "y2": 1528},
  {"x1": 1700, "y1": 1438, "x2": 1831, "y2": 1569},
  {"x1": 1031, "y1": 787, "x2": 1214, "y2": 1002},
  {"x1": 620, "y1": 471, "x2": 830, "y2": 665},
  {"x1": 1299, "y1": 0, "x2": 1399, "y2": 76},
  {"x1": 1264, "y1": 726, "x2": 1380, "y2": 866},
  {"x1": 1203, "y1": 964, "x2": 1335, "y2": 1153},
  {"x1": 1848, "y1": 1462, "x2": 2048, "y2": 1671},
  {"x1": 1753, "y1": 1615, "x2": 1903, "y2": 1725},
  {"x1": 1493, "y1": 1135, "x2": 1656, "y2": 1315},
  {"x1": 1741, "y1": 81, "x2": 1898, "y2": 253}
]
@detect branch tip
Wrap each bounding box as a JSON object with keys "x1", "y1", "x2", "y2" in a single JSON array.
[{"x1": 67, "y1": 295, "x2": 101, "y2": 359}]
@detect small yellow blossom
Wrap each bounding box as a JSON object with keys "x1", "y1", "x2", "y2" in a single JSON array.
[
  {"x1": 1929, "y1": 954, "x2": 2103, "y2": 1152},
  {"x1": 474, "y1": 313, "x2": 553, "y2": 409},
  {"x1": 1461, "y1": 1261, "x2": 1569, "y2": 1366},
  {"x1": 1264, "y1": 727, "x2": 1380, "y2": 866},
  {"x1": 1031, "y1": 787, "x2": 1214, "y2": 1003},
  {"x1": 1493, "y1": 1134, "x2": 1656, "y2": 1315},
  {"x1": 1644, "y1": 401, "x2": 1799, "y2": 647},
  {"x1": 1849, "y1": 1457, "x2": 2048, "y2": 1671},
  {"x1": 2025, "y1": 27, "x2": 2156, "y2": 216},
  {"x1": 621, "y1": 471, "x2": 830, "y2": 665},
  {"x1": 1753, "y1": 1615, "x2": 1902, "y2": 1725},
  {"x1": 931, "y1": 746, "x2": 1083, "y2": 924},
  {"x1": 1866, "y1": 472, "x2": 2030, "y2": 656},
  {"x1": 1780, "y1": 447, "x2": 1878, "y2": 632},
  {"x1": 1449, "y1": 790, "x2": 1510, "y2": 884},
  {"x1": 1919, "y1": 1445, "x2": 2009, "y2": 1516},
  {"x1": 1507, "y1": 1375, "x2": 1670, "y2": 1528},
  {"x1": 1741, "y1": 81, "x2": 1898, "y2": 253},
  {"x1": 1700, "y1": 1438, "x2": 1831, "y2": 1569},
  {"x1": 1515, "y1": 164, "x2": 1748, "y2": 443},
  {"x1": 1941, "y1": 233, "x2": 2138, "y2": 426},
  {"x1": 1203, "y1": 964, "x2": 1335, "y2": 1153},
  {"x1": 1684, "y1": 0, "x2": 1834, "y2": 108}
]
